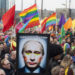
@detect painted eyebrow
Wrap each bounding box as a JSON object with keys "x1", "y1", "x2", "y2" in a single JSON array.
[
  {"x1": 25, "y1": 50, "x2": 32, "y2": 53},
  {"x1": 34, "y1": 51, "x2": 41, "y2": 54},
  {"x1": 24, "y1": 50, "x2": 41, "y2": 54}
]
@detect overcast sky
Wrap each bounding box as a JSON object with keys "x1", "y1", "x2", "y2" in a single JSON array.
[{"x1": 15, "y1": 0, "x2": 75, "y2": 11}]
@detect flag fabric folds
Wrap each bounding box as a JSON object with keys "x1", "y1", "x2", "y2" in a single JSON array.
[
  {"x1": 58, "y1": 25, "x2": 65, "y2": 44},
  {"x1": 41, "y1": 17, "x2": 47, "y2": 27},
  {"x1": 59, "y1": 14, "x2": 66, "y2": 28},
  {"x1": 19, "y1": 4, "x2": 40, "y2": 29},
  {"x1": 40, "y1": 13, "x2": 56, "y2": 33},
  {"x1": 72, "y1": 19, "x2": 75, "y2": 31},
  {"x1": 19, "y1": 12, "x2": 39, "y2": 33},
  {"x1": 40, "y1": 17, "x2": 47, "y2": 33},
  {"x1": 46, "y1": 13, "x2": 56, "y2": 28},
  {"x1": 19, "y1": 20, "x2": 30, "y2": 33},
  {"x1": 2, "y1": 5, "x2": 15, "y2": 32},
  {"x1": 49, "y1": 26, "x2": 53, "y2": 31},
  {"x1": 40, "y1": 23, "x2": 46, "y2": 33},
  {"x1": 61, "y1": 25, "x2": 65, "y2": 38},
  {"x1": 64, "y1": 17, "x2": 72, "y2": 30},
  {"x1": 15, "y1": 22, "x2": 23, "y2": 33},
  {"x1": 11, "y1": 40, "x2": 16, "y2": 50}
]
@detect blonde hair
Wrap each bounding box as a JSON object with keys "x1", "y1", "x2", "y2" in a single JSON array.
[
  {"x1": 60, "y1": 55, "x2": 72, "y2": 69},
  {"x1": 1, "y1": 59, "x2": 6, "y2": 65}
]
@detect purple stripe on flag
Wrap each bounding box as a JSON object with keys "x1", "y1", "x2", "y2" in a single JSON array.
[
  {"x1": 23, "y1": 12, "x2": 38, "y2": 24},
  {"x1": 23, "y1": 15, "x2": 34, "y2": 23}
]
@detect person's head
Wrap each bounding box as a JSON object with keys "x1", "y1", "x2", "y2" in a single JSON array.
[
  {"x1": 12, "y1": 37, "x2": 16, "y2": 41},
  {"x1": 51, "y1": 65, "x2": 65, "y2": 75},
  {"x1": 53, "y1": 38, "x2": 57, "y2": 44},
  {"x1": 51, "y1": 44, "x2": 63, "y2": 60},
  {"x1": 1, "y1": 59, "x2": 11, "y2": 69},
  {"x1": 10, "y1": 51, "x2": 16, "y2": 60},
  {"x1": 59, "y1": 66, "x2": 65, "y2": 75},
  {"x1": 0, "y1": 69, "x2": 6, "y2": 75},
  {"x1": 4, "y1": 53, "x2": 10, "y2": 59},
  {"x1": 22, "y1": 40, "x2": 44, "y2": 69},
  {"x1": 60, "y1": 55, "x2": 73, "y2": 69}
]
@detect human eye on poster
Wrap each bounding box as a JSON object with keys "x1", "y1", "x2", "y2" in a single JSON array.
[{"x1": 17, "y1": 33, "x2": 49, "y2": 75}]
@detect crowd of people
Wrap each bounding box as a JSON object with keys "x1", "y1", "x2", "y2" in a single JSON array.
[{"x1": 0, "y1": 27, "x2": 75, "y2": 75}]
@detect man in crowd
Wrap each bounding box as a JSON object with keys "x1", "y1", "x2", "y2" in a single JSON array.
[{"x1": 1, "y1": 59, "x2": 15, "y2": 75}]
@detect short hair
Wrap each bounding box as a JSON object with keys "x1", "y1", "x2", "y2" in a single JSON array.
[
  {"x1": 1, "y1": 59, "x2": 10, "y2": 65},
  {"x1": 10, "y1": 51, "x2": 16, "y2": 56},
  {"x1": 51, "y1": 66, "x2": 60, "y2": 75},
  {"x1": 22, "y1": 40, "x2": 44, "y2": 55},
  {"x1": 1, "y1": 59, "x2": 6, "y2": 65}
]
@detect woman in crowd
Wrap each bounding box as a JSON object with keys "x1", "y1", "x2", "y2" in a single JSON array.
[{"x1": 60, "y1": 55, "x2": 74, "y2": 75}]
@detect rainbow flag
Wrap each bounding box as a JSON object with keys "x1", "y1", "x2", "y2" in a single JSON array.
[
  {"x1": 40, "y1": 17, "x2": 47, "y2": 33},
  {"x1": 19, "y1": 19, "x2": 31, "y2": 33},
  {"x1": 19, "y1": 4, "x2": 40, "y2": 29},
  {"x1": 46, "y1": 13, "x2": 56, "y2": 28},
  {"x1": 49, "y1": 26, "x2": 53, "y2": 30},
  {"x1": 64, "y1": 43, "x2": 70, "y2": 55}
]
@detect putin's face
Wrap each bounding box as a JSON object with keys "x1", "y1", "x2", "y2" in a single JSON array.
[{"x1": 23, "y1": 41, "x2": 43, "y2": 68}]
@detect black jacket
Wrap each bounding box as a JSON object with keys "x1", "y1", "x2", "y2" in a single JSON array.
[
  {"x1": 18, "y1": 66, "x2": 45, "y2": 73},
  {"x1": 2, "y1": 67, "x2": 15, "y2": 75}
]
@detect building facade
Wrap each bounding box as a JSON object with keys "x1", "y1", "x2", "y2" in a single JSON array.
[{"x1": 0, "y1": 0, "x2": 15, "y2": 17}]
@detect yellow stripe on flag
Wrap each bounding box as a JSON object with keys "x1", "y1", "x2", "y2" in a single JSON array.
[
  {"x1": 72, "y1": 19, "x2": 75, "y2": 31},
  {"x1": 29, "y1": 17, "x2": 39, "y2": 23},
  {"x1": 47, "y1": 17, "x2": 56, "y2": 22}
]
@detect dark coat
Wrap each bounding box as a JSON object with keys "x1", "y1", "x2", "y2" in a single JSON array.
[
  {"x1": 48, "y1": 58, "x2": 60, "y2": 75},
  {"x1": 2, "y1": 67, "x2": 15, "y2": 75},
  {"x1": 18, "y1": 66, "x2": 45, "y2": 73}
]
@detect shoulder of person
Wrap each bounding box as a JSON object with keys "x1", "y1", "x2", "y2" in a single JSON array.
[{"x1": 18, "y1": 66, "x2": 25, "y2": 72}]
